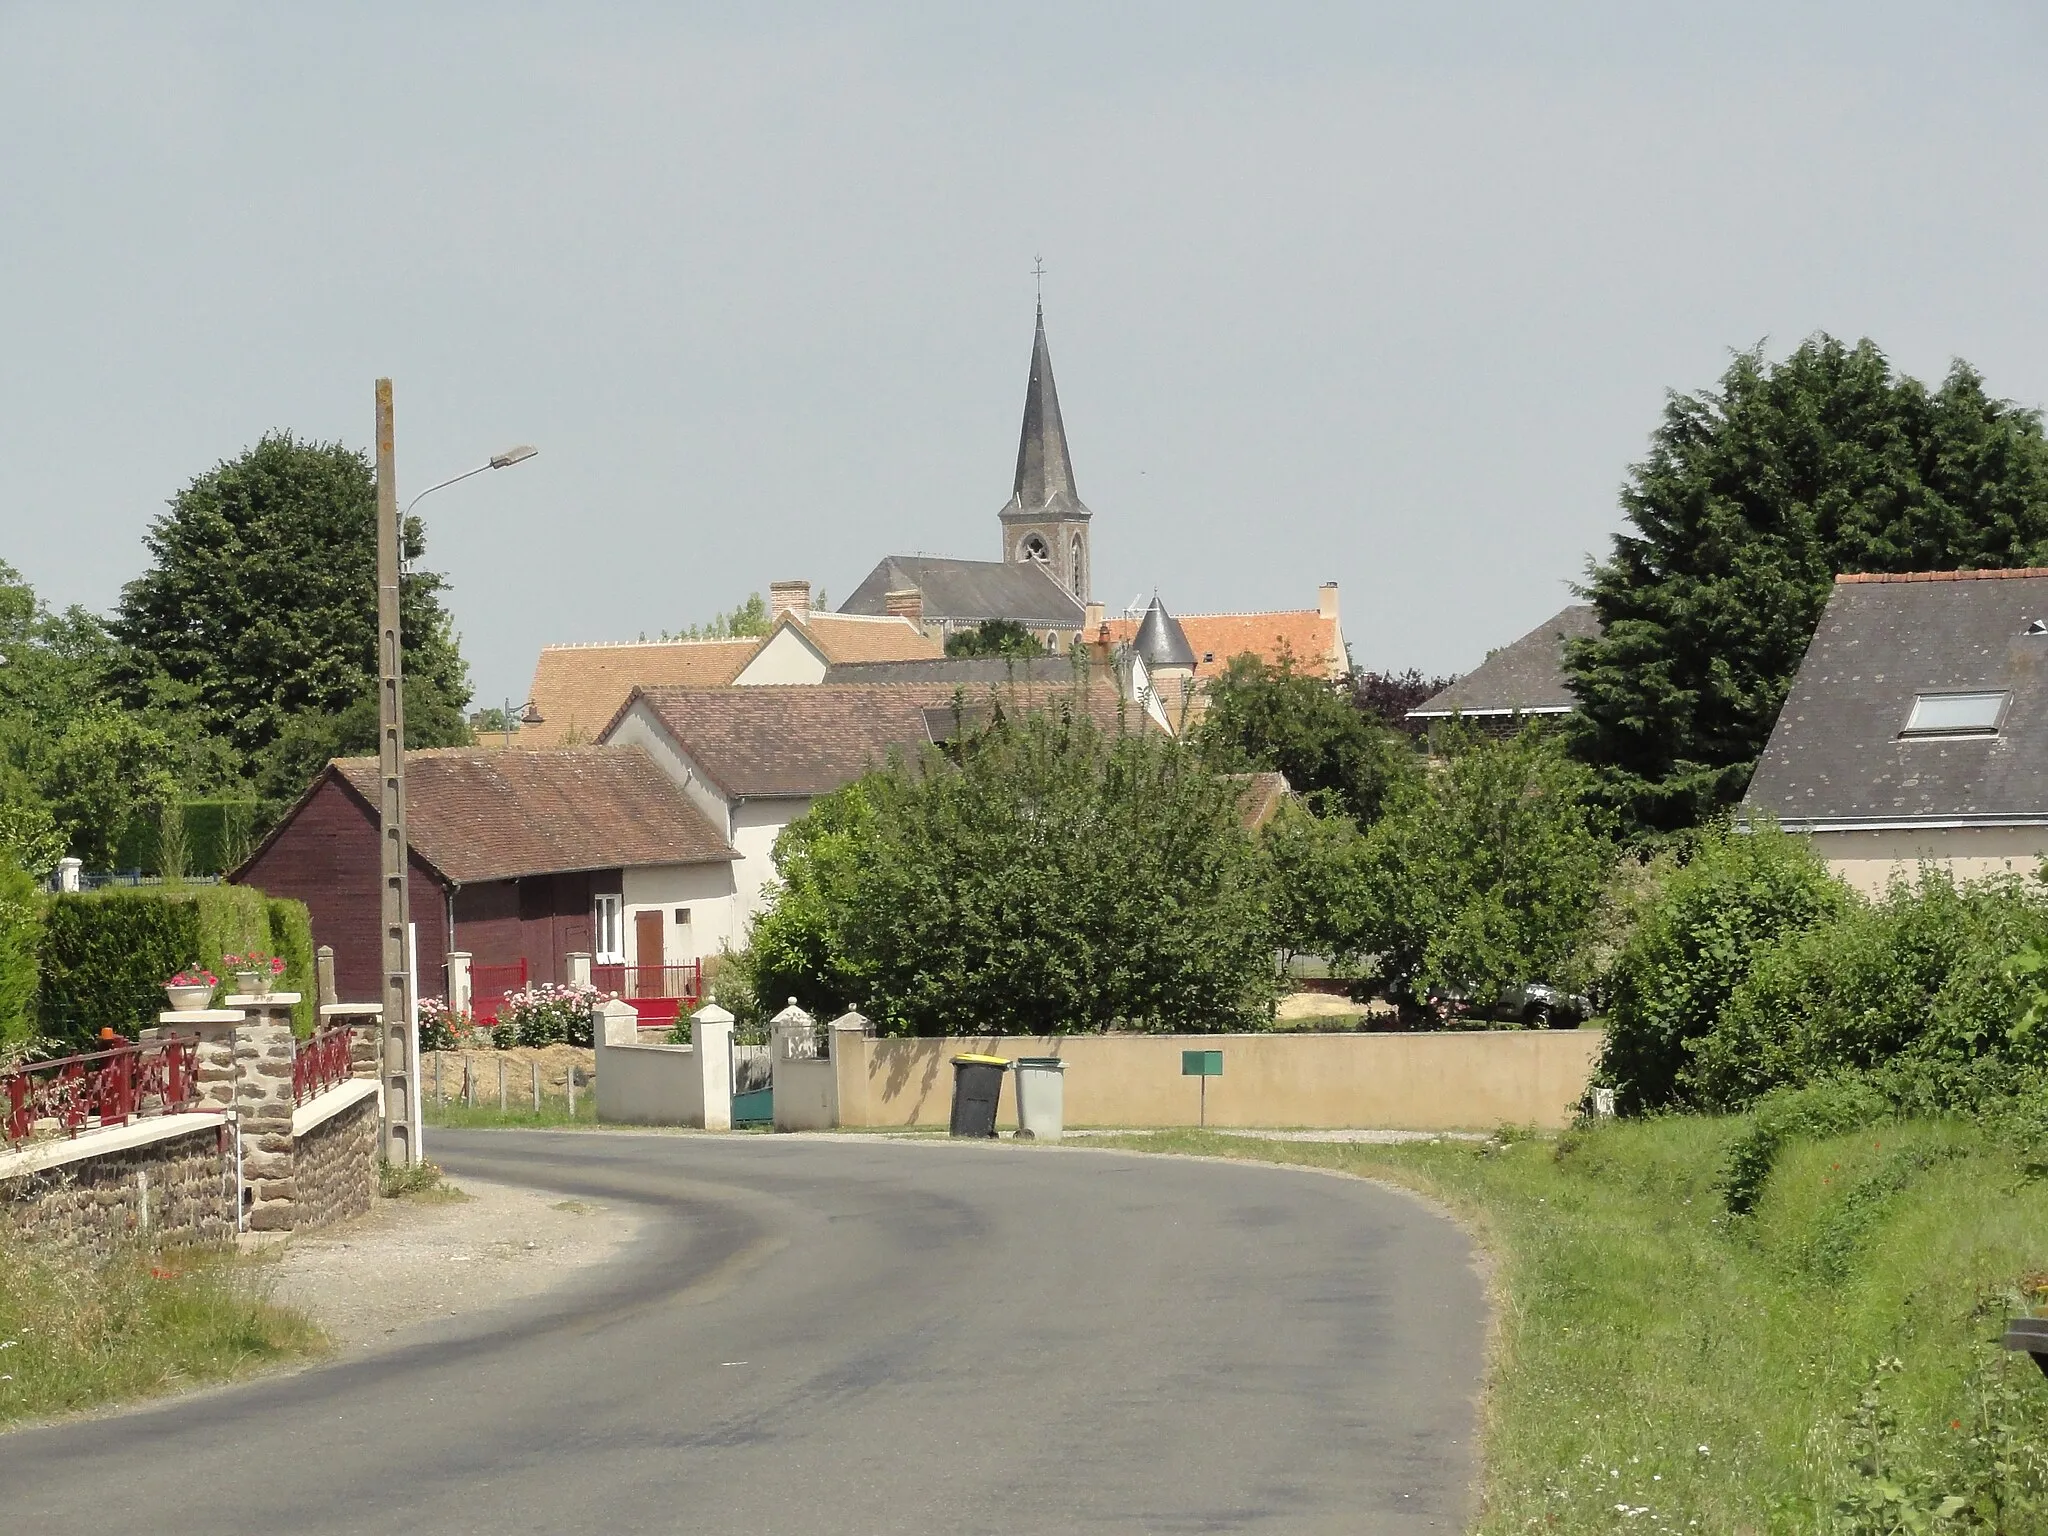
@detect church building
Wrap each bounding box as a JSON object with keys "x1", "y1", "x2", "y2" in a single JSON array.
[{"x1": 839, "y1": 303, "x2": 1092, "y2": 649}]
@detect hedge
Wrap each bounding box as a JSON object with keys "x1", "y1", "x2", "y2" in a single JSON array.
[
  {"x1": 35, "y1": 884, "x2": 314, "y2": 1047},
  {"x1": 0, "y1": 854, "x2": 43, "y2": 1052}
]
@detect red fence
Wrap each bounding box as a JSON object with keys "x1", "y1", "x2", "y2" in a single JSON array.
[
  {"x1": 591, "y1": 962, "x2": 704, "y2": 1026},
  {"x1": 468, "y1": 960, "x2": 529, "y2": 1025},
  {"x1": 3, "y1": 1037, "x2": 201, "y2": 1145},
  {"x1": 291, "y1": 1022, "x2": 356, "y2": 1106}
]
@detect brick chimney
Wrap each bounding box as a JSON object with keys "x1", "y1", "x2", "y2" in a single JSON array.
[
  {"x1": 1318, "y1": 581, "x2": 1340, "y2": 621},
  {"x1": 883, "y1": 588, "x2": 924, "y2": 624},
  {"x1": 1084, "y1": 600, "x2": 1105, "y2": 630},
  {"x1": 770, "y1": 580, "x2": 812, "y2": 622}
]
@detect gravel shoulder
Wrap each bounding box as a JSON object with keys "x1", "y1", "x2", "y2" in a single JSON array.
[{"x1": 266, "y1": 1176, "x2": 641, "y2": 1352}]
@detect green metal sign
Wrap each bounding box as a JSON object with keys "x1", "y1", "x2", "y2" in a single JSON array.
[{"x1": 1181, "y1": 1050, "x2": 1223, "y2": 1077}]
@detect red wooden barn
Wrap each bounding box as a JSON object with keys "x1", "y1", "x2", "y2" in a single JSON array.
[{"x1": 234, "y1": 745, "x2": 739, "y2": 1015}]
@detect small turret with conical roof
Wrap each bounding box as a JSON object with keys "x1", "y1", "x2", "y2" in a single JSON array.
[{"x1": 1132, "y1": 594, "x2": 1196, "y2": 669}]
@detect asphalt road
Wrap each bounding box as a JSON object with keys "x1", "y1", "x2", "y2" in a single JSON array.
[{"x1": 1, "y1": 1132, "x2": 1485, "y2": 1534}]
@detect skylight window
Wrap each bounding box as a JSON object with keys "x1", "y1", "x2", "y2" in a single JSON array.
[{"x1": 1902, "y1": 691, "x2": 2008, "y2": 736}]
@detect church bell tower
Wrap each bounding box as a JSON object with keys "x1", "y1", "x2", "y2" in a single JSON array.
[{"x1": 998, "y1": 302, "x2": 1092, "y2": 603}]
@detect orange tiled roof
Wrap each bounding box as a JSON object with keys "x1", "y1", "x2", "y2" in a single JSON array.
[
  {"x1": 1097, "y1": 609, "x2": 1344, "y2": 684},
  {"x1": 786, "y1": 612, "x2": 946, "y2": 665},
  {"x1": 519, "y1": 638, "x2": 763, "y2": 747}
]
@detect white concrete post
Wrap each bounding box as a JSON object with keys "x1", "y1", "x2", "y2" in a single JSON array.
[
  {"x1": 567, "y1": 951, "x2": 593, "y2": 989},
  {"x1": 597, "y1": 996, "x2": 639, "y2": 1047},
  {"x1": 55, "y1": 856, "x2": 82, "y2": 893},
  {"x1": 691, "y1": 1004, "x2": 734, "y2": 1132},
  {"x1": 446, "y1": 951, "x2": 473, "y2": 1013},
  {"x1": 826, "y1": 1010, "x2": 871, "y2": 1057},
  {"x1": 770, "y1": 999, "x2": 816, "y2": 1060}
]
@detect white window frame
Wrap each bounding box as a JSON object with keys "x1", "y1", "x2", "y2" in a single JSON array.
[
  {"x1": 593, "y1": 893, "x2": 625, "y2": 964},
  {"x1": 1901, "y1": 690, "x2": 2009, "y2": 737}
]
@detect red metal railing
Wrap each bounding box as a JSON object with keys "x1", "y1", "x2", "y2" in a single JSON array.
[
  {"x1": 591, "y1": 961, "x2": 704, "y2": 1026},
  {"x1": 291, "y1": 1022, "x2": 356, "y2": 1106},
  {"x1": 3, "y1": 1037, "x2": 200, "y2": 1145},
  {"x1": 468, "y1": 959, "x2": 529, "y2": 1026}
]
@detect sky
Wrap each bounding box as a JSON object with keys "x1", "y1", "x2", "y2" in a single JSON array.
[{"x1": 6, "y1": 2, "x2": 2048, "y2": 712}]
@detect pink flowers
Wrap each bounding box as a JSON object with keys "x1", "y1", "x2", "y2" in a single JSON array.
[
  {"x1": 167, "y1": 968, "x2": 218, "y2": 989},
  {"x1": 222, "y1": 952, "x2": 287, "y2": 976}
]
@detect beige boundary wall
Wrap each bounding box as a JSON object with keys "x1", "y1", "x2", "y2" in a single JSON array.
[{"x1": 829, "y1": 1029, "x2": 1604, "y2": 1132}]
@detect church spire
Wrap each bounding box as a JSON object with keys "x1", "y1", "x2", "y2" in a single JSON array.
[
  {"x1": 998, "y1": 295, "x2": 1092, "y2": 603},
  {"x1": 1011, "y1": 301, "x2": 1082, "y2": 513}
]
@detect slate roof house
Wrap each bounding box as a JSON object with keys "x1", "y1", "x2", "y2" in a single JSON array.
[
  {"x1": 1407, "y1": 604, "x2": 1600, "y2": 728},
  {"x1": 233, "y1": 746, "x2": 738, "y2": 1015},
  {"x1": 1744, "y1": 568, "x2": 2048, "y2": 895}
]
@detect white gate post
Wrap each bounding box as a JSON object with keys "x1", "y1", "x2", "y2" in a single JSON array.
[{"x1": 691, "y1": 1005, "x2": 735, "y2": 1131}]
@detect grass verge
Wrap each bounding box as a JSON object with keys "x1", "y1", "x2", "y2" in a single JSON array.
[
  {"x1": 0, "y1": 1234, "x2": 325, "y2": 1428},
  {"x1": 1094, "y1": 1121, "x2": 2048, "y2": 1533},
  {"x1": 424, "y1": 1093, "x2": 597, "y2": 1131}
]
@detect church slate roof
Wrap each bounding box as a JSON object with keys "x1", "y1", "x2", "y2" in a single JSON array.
[
  {"x1": 998, "y1": 303, "x2": 1092, "y2": 528},
  {"x1": 839, "y1": 556, "x2": 1085, "y2": 628},
  {"x1": 1132, "y1": 597, "x2": 1197, "y2": 669},
  {"x1": 1408, "y1": 605, "x2": 1599, "y2": 718},
  {"x1": 1744, "y1": 569, "x2": 2048, "y2": 829}
]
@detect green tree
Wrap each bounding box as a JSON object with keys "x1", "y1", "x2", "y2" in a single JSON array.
[
  {"x1": 945, "y1": 619, "x2": 1050, "y2": 658},
  {"x1": 748, "y1": 705, "x2": 1277, "y2": 1033},
  {"x1": 1352, "y1": 725, "x2": 1614, "y2": 1010},
  {"x1": 667, "y1": 593, "x2": 772, "y2": 641},
  {"x1": 1260, "y1": 803, "x2": 1374, "y2": 974},
  {"x1": 110, "y1": 433, "x2": 472, "y2": 777},
  {"x1": 1568, "y1": 337, "x2": 2048, "y2": 834},
  {"x1": 1199, "y1": 652, "x2": 1420, "y2": 824},
  {"x1": 43, "y1": 708, "x2": 179, "y2": 871},
  {"x1": 251, "y1": 678, "x2": 473, "y2": 816}
]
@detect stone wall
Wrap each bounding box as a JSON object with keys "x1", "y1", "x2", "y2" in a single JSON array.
[
  {"x1": 292, "y1": 1091, "x2": 378, "y2": 1231},
  {"x1": 2, "y1": 1122, "x2": 234, "y2": 1255}
]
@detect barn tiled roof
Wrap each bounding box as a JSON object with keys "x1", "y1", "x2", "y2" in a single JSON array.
[
  {"x1": 613, "y1": 680, "x2": 1134, "y2": 799},
  {"x1": 1745, "y1": 570, "x2": 2048, "y2": 827},
  {"x1": 1097, "y1": 609, "x2": 1345, "y2": 683},
  {"x1": 519, "y1": 639, "x2": 761, "y2": 747},
  {"x1": 1408, "y1": 605, "x2": 1599, "y2": 718},
  {"x1": 840, "y1": 556, "x2": 1086, "y2": 628},
  {"x1": 329, "y1": 746, "x2": 737, "y2": 882}
]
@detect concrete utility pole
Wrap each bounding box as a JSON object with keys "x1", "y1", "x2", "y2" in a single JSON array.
[{"x1": 375, "y1": 379, "x2": 420, "y2": 1165}]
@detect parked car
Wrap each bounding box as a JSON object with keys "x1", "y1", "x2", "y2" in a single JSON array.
[{"x1": 1423, "y1": 980, "x2": 1592, "y2": 1028}]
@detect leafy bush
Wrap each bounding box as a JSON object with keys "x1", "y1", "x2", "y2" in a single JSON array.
[
  {"x1": 0, "y1": 853, "x2": 43, "y2": 1053},
  {"x1": 1691, "y1": 872, "x2": 2048, "y2": 1110},
  {"x1": 1260, "y1": 803, "x2": 1374, "y2": 978},
  {"x1": 1353, "y1": 725, "x2": 1613, "y2": 1012},
  {"x1": 1599, "y1": 818, "x2": 1851, "y2": 1113},
  {"x1": 1199, "y1": 651, "x2": 1421, "y2": 825},
  {"x1": 752, "y1": 706, "x2": 1278, "y2": 1034}
]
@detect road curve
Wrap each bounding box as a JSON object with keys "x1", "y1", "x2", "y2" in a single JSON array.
[{"x1": 2, "y1": 1131, "x2": 1485, "y2": 1534}]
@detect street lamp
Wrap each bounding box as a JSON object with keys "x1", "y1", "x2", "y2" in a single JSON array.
[{"x1": 372, "y1": 378, "x2": 537, "y2": 1168}]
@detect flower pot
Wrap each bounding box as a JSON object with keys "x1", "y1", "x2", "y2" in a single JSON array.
[
  {"x1": 164, "y1": 983, "x2": 212, "y2": 1012},
  {"x1": 233, "y1": 970, "x2": 271, "y2": 998}
]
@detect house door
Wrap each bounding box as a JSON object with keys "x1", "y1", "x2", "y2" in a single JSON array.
[{"x1": 634, "y1": 910, "x2": 665, "y2": 974}]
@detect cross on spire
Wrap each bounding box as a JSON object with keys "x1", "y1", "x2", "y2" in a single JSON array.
[{"x1": 1031, "y1": 254, "x2": 1045, "y2": 308}]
